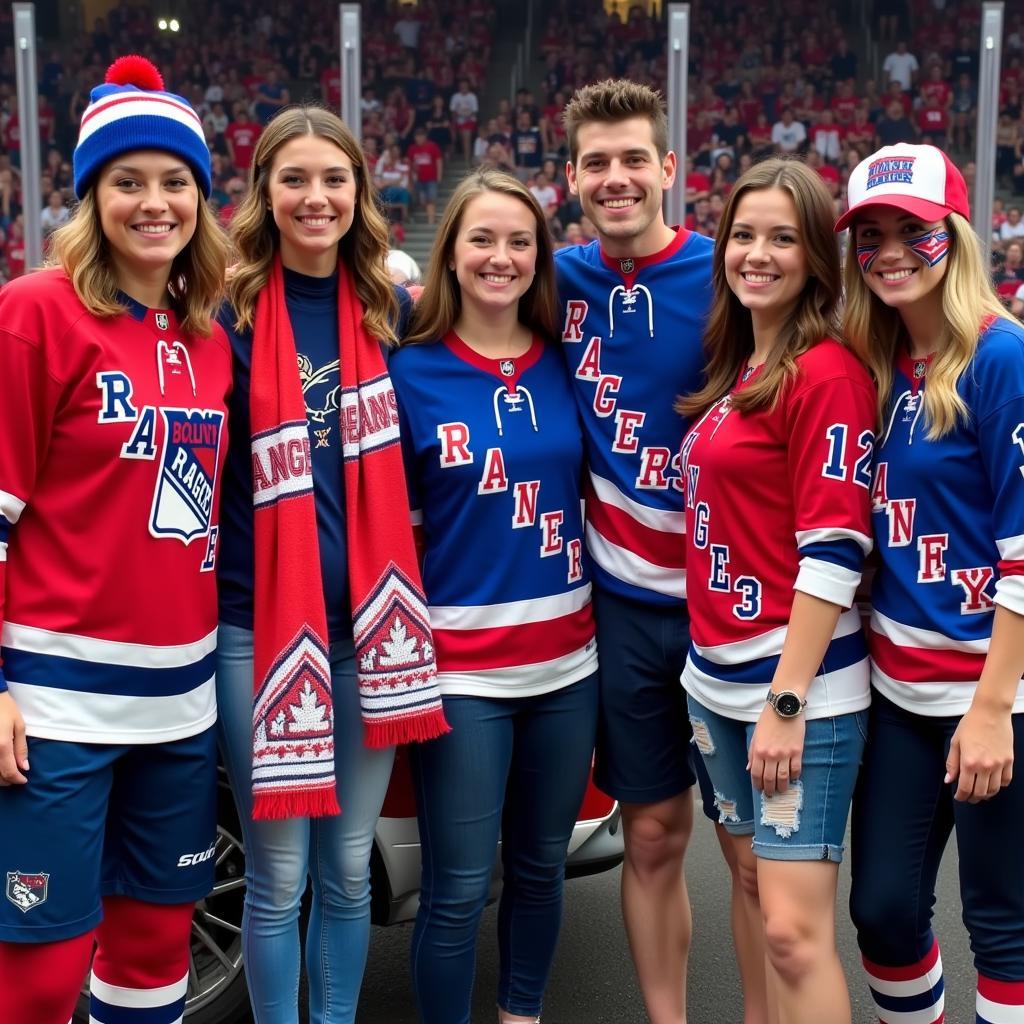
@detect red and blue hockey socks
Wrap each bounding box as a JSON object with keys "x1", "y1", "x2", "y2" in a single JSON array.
[
  {"x1": 976, "y1": 975, "x2": 1024, "y2": 1024},
  {"x1": 89, "y1": 897, "x2": 194, "y2": 1024},
  {"x1": 0, "y1": 931, "x2": 95, "y2": 1024},
  {"x1": 862, "y1": 939, "x2": 945, "y2": 1023}
]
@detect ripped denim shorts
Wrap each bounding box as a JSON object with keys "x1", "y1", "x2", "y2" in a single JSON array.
[{"x1": 686, "y1": 696, "x2": 868, "y2": 863}]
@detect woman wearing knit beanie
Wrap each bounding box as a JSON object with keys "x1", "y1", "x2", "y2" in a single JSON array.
[{"x1": 0, "y1": 56, "x2": 231, "y2": 1024}]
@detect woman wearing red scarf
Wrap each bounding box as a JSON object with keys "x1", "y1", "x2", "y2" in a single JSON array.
[{"x1": 215, "y1": 105, "x2": 448, "y2": 1024}]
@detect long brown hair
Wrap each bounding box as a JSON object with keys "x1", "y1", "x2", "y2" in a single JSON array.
[
  {"x1": 48, "y1": 177, "x2": 228, "y2": 337},
  {"x1": 228, "y1": 105, "x2": 397, "y2": 342},
  {"x1": 843, "y1": 212, "x2": 1015, "y2": 439},
  {"x1": 678, "y1": 158, "x2": 842, "y2": 419},
  {"x1": 404, "y1": 169, "x2": 558, "y2": 345}
]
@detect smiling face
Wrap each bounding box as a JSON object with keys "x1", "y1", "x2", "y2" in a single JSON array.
[
  {"x1": 267, "y1": 134, "x2": 356, "y2": 276},
  {"x1": 566, "y1": 115, "x2": 675, "y2": 258},
  {"x1": 724, "y1": 187, "x2": 808, "y2": 337},
  {"x1": 852, "y1": 206, "x2": 949, "y2": 314},
  {"x1": 95, "y1": 150, "x2": 199, "y2": 290},
  {"x1": 450, "y1": 189, "x2": 537, "y2": 322}
]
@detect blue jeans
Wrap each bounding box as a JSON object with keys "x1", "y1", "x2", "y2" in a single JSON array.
[
  {"x1": 687, "y1": 696, "x2": 867, "y2": 862},
  {"x1": 850, "y1": 692, "x2": 1024, "y2": 979},
  {"x1": 216, "y1": 622, "x2": 395, "y2": 1024},
  {"x1": 410, "y1": 675, "x2": 599, "y2": 1023}
]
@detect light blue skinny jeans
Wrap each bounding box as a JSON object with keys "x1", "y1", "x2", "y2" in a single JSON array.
[{"x1": 216, "y1": 621, "x2": 395, "y2": 1024}]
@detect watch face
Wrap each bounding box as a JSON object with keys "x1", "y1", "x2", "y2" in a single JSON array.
[{"x1": 775, "y1": 692, "x2": 803, "y2": 717}]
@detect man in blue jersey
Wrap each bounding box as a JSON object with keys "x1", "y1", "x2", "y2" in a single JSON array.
[{"x1": 556, "y1": 80, "x2": 714, "y2": 1023}]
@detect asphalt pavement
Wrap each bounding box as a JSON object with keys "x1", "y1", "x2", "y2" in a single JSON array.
[{"x1": 357, "y1": 814, "x2": 977, "y2": 1023}]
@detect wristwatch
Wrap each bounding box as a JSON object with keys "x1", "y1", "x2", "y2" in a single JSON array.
[{"x1": 766, "y1": 689, "x2": 807, "y2": 718}]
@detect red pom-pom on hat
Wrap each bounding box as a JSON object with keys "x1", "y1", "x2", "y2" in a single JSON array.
[{"x1": 105, "y1": 55, "x2": 165, "y2": 91}]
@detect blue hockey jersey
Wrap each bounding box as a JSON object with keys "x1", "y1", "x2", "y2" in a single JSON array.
[
  {"x1": 556, "y1": 227, "x2": 713, "y2": 606},
  {"x1": 389, "y1": 333, "x2": 597, "y2": 697},
  {"x1": 869, "y1": 317, "x2": 1024, "y2": 715}
]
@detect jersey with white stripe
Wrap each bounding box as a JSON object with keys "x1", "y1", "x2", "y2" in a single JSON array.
[
  {"x1": 0, "y1": 269, "x2": 230, "y2": 743},
  {"x1": 556, "y1": 228, "x2": 713, "y2": 606},
  {"x1": 869, "y1": 317, "x2": 1024, "y2": 716},
  {"x1": 389, "y1": 333, "x2": 597, "y2": 697},
  {"x1": 681, "y1": 341, "x2": 875, "y2": 721}
]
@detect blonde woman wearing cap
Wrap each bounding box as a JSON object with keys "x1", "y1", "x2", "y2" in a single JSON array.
[
  {"x1": 839, "y1": 143, "x2": 1024, "y2": 1024},
  {"x1": 0, "y1": 55, "x2": 230, "y2": 1024}
]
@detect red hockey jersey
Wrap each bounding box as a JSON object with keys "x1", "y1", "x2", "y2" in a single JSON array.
[
  {"x1": 0, "y1": 269, "x2": 231, "y2": 743},
  {"x1": 681, "y1": 341, "x2": 875, "y2": 721}
]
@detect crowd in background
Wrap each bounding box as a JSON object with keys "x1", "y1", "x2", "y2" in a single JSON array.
[{"x1": 1, "y1": 0, "x2": 1023, "y2": 303}]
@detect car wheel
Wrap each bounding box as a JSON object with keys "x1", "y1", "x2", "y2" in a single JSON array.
[{"x1": 75, "y1": 769, "x2": 251, "y2": 1023}]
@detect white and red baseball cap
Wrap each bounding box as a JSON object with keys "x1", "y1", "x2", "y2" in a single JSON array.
[{"x1": 834, "y1": 143, "x2": 969, "y2": 232}]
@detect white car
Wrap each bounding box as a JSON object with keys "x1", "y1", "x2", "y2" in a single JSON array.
[{"x1": 76, "y1": 750, "x2": 622, "y2": 1023}]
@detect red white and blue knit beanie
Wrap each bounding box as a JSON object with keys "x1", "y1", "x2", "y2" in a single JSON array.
[{"x1": 73, "y1": 55, "x2": 211, "y2": 199}]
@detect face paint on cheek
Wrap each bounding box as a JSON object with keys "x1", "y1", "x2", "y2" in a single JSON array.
[
  {"x1": 857, "y1": 242, "x2": 881, "y2": 273},
  {"x1": 906, "y1": 227, "x2": 950, "y2": 267}
]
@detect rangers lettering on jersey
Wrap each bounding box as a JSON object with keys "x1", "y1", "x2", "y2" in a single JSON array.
[
  {"x1": 561, "y1": 300, "x2": 588, "y2": 343},
  {"x1": 0, "y1": 271, "x2": 230, "y2": 742},
  {"x1": 681, "y1": 341, "x2": 875, "y2": 722},
  {"x1": 868, "y1": 323, "x2": 1024, "y2": 716},
  {"x1": 513, "y1": 480, "x2": 540, "y2": 528},
  {"x1": 438, "y1": 421, "x2": 473, "y2": 466},
  {"x1": 556, "y1": 228, "x2": 713, "y2": 604},
  {"x1": 390, "y1": 332, "x2": 596, "y2": 698}
]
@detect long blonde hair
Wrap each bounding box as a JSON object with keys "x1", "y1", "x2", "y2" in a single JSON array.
[
  {"x1": 842, "y1": 212, "x2": 1013, "y2": 439},
  {"x1": 678, "y1": 159, "x2": 842, "y2": 419},
  {"x1": 403, "y1": 169, "x2": 558, "y2": 345},
  {"x1": 228, "y1": 105, "x2": 397, "y2": 343},
  {"x1": 47, "y1": 187, "x2": 228, "y2": 337}
]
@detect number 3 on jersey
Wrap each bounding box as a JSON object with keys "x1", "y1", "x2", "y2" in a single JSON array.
[
  {"x1": 821, "y1": 423, "x2": 874, "y2": 488},
  {"x1": 708, "y1": 543, "x2": 763, "y2": 620}
]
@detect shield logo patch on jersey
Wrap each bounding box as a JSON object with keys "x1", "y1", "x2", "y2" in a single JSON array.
[
  {"x1": 150, "y1": 408, "x2": 225, "y2": 543},
  {"x1": 500, "y1": 359, "x2": 515, "y2": 377},
  {"x1": 155, "y1": 313, "x2": 170, "y2": 332},
  {"x1": 619, "y1": 258, "x2": 634, "y2": 273},
  {"x1": 6, "y1": 871, "x2": 48, "y2": 913}
]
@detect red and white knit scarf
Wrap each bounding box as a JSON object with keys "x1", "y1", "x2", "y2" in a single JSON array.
[{"x1": 248, "y1": 256, "x2": 448, "y2": 820}]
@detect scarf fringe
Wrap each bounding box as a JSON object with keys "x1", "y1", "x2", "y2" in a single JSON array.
[
  {"x1": 252, "y1": 788, "x2": 342, "y2": 821},
  {"x1": 363, "y1": 708, "x2": 451, "y2": 749}
]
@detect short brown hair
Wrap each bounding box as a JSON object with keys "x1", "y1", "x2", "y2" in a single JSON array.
[
  {"x1": 563, "y1": 79, "x2": 669, "y2": 164},
  {"x1": 404, "y1": 168, "x2": 558, "y2": 345}
]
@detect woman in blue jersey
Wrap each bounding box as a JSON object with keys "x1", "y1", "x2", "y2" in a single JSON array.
[
  {"x1": 678, "y1": 158, "x2": 875, "y2": 1024},
  {"x1": 390, "y1": 168, "x2": 599, "y2": 1024},
  {"x1": 215, "y1": 105, "x2": 448, "y2": 1024},
  {"x1": 0, "y1": 57, "x2": 231, "y2": 1024},
  {"x1": 839, "y1": 144, "x2": 1024, "y2": 1024}
]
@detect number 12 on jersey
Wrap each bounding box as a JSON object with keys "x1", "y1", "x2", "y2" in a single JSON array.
[{"x1": 821, "y1": 423, "x2": 874, "y2": 488}]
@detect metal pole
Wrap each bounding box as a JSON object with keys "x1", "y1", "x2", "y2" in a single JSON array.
[
  {"x1": 13, "y1": 3, "x2": 41, "y2": 271},
  {"x1": 974, "y1": 2, "x2": 1003, "y2": 265},
  {"x1": 525, "y1": 0, "x2": 533, "y2": 75},
  {"x1": 666, "y1": 4, "x2": 689, "y2": 227},
  {"x1": 339, "y1": 3, "x2": 361, "y2": 143}
]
